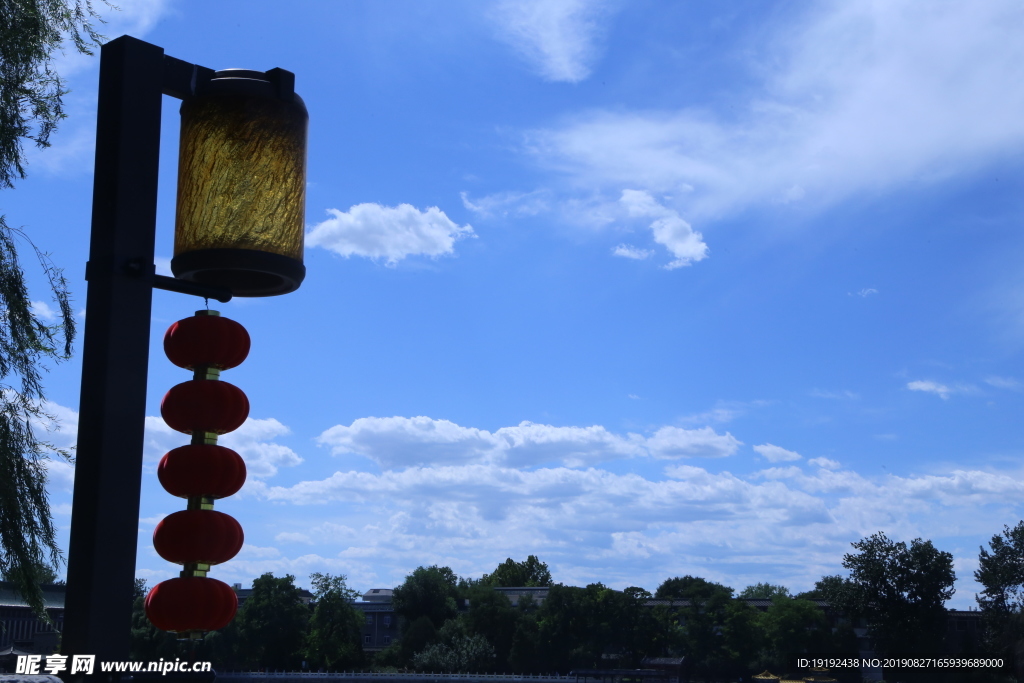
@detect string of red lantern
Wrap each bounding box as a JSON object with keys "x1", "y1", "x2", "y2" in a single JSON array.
[{"x1": 145, "y1": 310, "x2": 250, "y2": 638}]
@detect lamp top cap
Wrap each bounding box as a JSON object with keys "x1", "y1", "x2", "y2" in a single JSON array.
[
  {"x1": 212, "y1": 69, "x2": 269, "y2": 81},
  {"x1": 199, "y1": 68, "x2": 301, "y2": 106}
]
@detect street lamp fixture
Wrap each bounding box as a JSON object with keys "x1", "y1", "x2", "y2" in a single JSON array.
[
  {"x1": 174, "y1": 69, "x2": 308, "y2": 296},
  {"x1": 62, "y1": 35, "x2": 307, "y2": 667}
]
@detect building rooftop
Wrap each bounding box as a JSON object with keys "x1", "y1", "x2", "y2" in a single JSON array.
[
  {"x1": 0, "y1": 582, "x2": 66, "y2": 609},
  {"x1": 230, "y1": 583, "x2": 314, "y2": 606},
  {"x1": 361, "y1": 588, "x2": 393, "y2": 602}
]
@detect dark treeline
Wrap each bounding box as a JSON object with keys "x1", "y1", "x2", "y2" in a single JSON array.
[
  {"x1": 132, "y1": 572, "x2": 363, "y2": 670},
  {"x1": 129, "y1": 528, "x2": 1024, "y2": 682}
]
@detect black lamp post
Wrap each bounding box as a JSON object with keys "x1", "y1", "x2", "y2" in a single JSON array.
[{"x1": 62, "y1": 35, "x2": 307, "y2": 665}]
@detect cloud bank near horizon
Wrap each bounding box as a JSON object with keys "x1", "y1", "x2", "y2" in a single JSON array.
[{"x1": 45, "y1": 398, "x2": 1016, "y2": 605}]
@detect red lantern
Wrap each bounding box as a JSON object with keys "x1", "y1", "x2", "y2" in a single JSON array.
[
  {"x1": 160, "y1": 379, "x2": 249, "y2": 434},
  {"x1": 145, "y1": 577, "x2": 238, "y2": 632},
  {"x1": 164, "y1": 314, "x2": 250, "y2": 370},
  {"x1": 152, "y1": 310, "x2": 252, "y2": 635},
  {"x1": 158, "y1": 444, "x2": 247, "y2": 499},
  {"x1": 153, "y1": 510, "x2": 244, "y2": 565}
]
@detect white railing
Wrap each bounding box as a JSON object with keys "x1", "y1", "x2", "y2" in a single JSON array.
[{"x1": 219, "y1": 673, "x2": 570, "y2": 680}]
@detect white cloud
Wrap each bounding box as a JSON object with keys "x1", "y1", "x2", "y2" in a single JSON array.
[
  {"x1": 317, "y1": 416, "x2": 739, "y2": 468},
  {"x1": 236, "y1": 544, "x2": 282, "y2": 560},
  {"x1": 7, "y1": 398, "x2": 80, "y2": 494},
  {"x1": 143, "y1": 417, "x2": 178, "y2": 460},
  {"x1": 25, "y1": 0, "x2": 174, "y2": 177},
  {"x1": 495, "y1": 421, "x2": 646, "y2": 467},
  {"x1": 33, "y1": 400, "x2": 79, "y2": 452},
  {"x1": 267, "y1": 463, "x2": 835, "y2": 535},
  {"x1": 619, "y1": 190, "x2": 708, "y2": 269},
  {"x1": 215, "y1": 550, "x2": 372, "y2": 591},
  {"x1": 30, "y1": 300, "x2": 58, "y2": 322},
  {"x1": 45, "y1": 0, "x2": 172, "y2": 81},
  {"x1": 108, "y1": 0, "x2": 169, "y2": 35},
  {"x1": 28, "y1": 124, "x2": 96, "y2": 177},
  {"x1": 307, "y1": 203, "x2": 474, "y2": 266},
  {"x1": 612, "y1": 244, "x2": 653, "y2": 260},
  {"x1": 44, "y1": 459, "x2": 76, "y2": 493},
  {"x1": 808, "y1": 457, "x2": 841, "y2": 470},
  {"x1": 275, "y1": 532, "x2": 313, "y2": 545},
  {"x1": 220, "y1": 418, "x2": 304, "y2": 479},
  {"x1": 678, "y1": 400, "x2": 766, "y2": 426},
  {"x1": 460, "y1": 190, "x2": 550, "y2": 218},
  {"x1": 252, "y1": 458, "x2": 1024, "y2": 604},
  {"x1": 985, "y1": 376, "x2": 1021, "y2": 391},
  {"x1": 907, "y1": 380, "x2": 952, "y2": 399},
  {"x1": 753, "y1": 465, "x2": 804, "y2": 480},
  {"x1": 810, "y1": 389, "x2": 859, "y2": 400},
  {"x1": 680, "y1": 408, "x2": 736, "y2": 424},
  {"x1": 522, "y1": 2, "x2": 1024, "y2": 227},
  {"x1": 1, "y1": 399, "x2": 78, "y2": 497},
  {"x1": 144, "y1": 416, "x2": 302, "y2": 480},
  {"x1": 852, "y1": 288, "x2": 879, "y2": 297},
  {"x1": 646, "y1": 426, "x2": 741, "y2": 459},
  {"x1": 275, "y1": 522, "x2": 356, "y2": 546},
  {"x1": 139, "y1": 513, "x2": 169, "y2": 528},
  {"x1": 318, "y1": 416, "x2": 502, "y2": 469},
  {"x1": 488, "y1": 0, "x2": 619, "y2": 83},
  {"x1": 754, "y1": 443, "x2": 803, "y2": 462},
  {"x1": 154, "y1": 256, "x2": 173, "y2": 277}
]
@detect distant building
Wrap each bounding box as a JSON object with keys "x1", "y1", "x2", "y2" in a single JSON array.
[
  {"x1": 351, "y1": 589, "x2": 398, "y2": 652},
  {"x1": 230, "y1": 582, "x2": 313, "y2": 608},
  {"x1": 0, "y1": 582, "x2": 64, "y2": 661},
  {"x1": 943, "y1": 608, "x2": 982, "y2": 654},
  {"x1": 493, "y1": 586, "x2": 549, "y2": 607}
]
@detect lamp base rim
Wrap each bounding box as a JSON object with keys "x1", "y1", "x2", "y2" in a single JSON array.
[{"x1": 171, "y1": 248, "x2": 304, "y2": 297}]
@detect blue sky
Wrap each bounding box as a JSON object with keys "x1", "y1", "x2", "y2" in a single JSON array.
[{"x1": 8, "y1": 0, "x2": 1024, "y2": 608}]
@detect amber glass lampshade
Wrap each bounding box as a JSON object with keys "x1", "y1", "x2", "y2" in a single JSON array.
[{"x1": 172, "y1": 68, "x2": 308, "y2": 296}]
